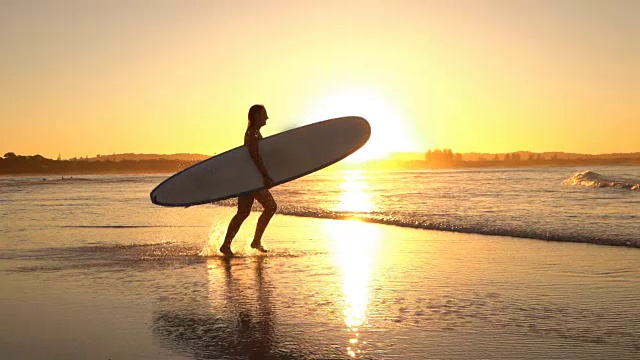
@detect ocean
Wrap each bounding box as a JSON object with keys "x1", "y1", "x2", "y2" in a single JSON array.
[{"x1": 1, "y1": 165, "x2": 639, "y2": 359}]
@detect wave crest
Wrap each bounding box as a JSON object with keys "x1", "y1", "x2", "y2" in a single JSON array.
[
  {"x1": 279, "y1": 208, "x2": 639, "y2": 248},
  {"x1": 563, "y1": 171, "x2": 640, "y2": 191}
]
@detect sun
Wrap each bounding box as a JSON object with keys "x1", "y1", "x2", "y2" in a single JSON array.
[{"x1": 303, "y1": 87, "x2": 414, "y2": 162}]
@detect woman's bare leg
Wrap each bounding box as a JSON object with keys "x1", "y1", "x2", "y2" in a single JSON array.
[
  {"x1": 220, "y1": 195, "x2": 253, "y2": 255},
  {"x1": 251, "y1": 190, "x2": 277, "y2": 251}
]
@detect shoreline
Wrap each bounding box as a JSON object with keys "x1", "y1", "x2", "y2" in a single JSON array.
[{"x1": 273, "y1": 212, "x2": 640, "y2": 249}]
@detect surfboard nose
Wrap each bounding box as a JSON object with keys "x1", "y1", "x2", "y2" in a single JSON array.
[{"x1": 354, "y1": 116, "x2": 371, "y2": 139}]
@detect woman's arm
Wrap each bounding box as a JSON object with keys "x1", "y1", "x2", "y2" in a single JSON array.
[{"x1": 246, "y1": 130, "x2": 274, "y2": 188}]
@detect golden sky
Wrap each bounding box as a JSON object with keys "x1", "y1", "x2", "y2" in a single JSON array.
[{"x1": 1, "y1": 0, "x2": 638, "y2": 159}]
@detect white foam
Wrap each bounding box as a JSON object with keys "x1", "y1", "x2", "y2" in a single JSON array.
[{"x1": 563, "y1": 170, "x2": 640, "y2": 190}]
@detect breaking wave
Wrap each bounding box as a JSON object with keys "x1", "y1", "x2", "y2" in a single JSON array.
[
  {"x1": 207, "y1": 203, "x2": 640, "y2": 248},
  {"x1": 281, "y1": 208, "x2": 639, "y2": 248},
  {"x1": 563, "y1": 171, "x2": 640, "y2": 191}
]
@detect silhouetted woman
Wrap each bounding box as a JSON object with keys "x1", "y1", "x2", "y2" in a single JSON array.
[{"x1": 219, "y1": 105, "x2": 277, "y2": 256}]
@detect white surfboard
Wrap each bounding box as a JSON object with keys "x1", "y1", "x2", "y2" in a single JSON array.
[{"x1": 150, "y1": 116, "x2": 371, "y2": 207}]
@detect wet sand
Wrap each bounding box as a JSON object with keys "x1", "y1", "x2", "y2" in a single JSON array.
[{"x1": 1, "y1": 210, "x2": 639, "y2": 359}]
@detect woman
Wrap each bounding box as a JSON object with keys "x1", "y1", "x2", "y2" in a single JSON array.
[{"x1": 219, "y1": 104, "x2": 277, "y2": 256}]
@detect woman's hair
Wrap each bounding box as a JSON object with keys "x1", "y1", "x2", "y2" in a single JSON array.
[{"x1": 247, "y1": 104, "x2": 266, "y2": 128}]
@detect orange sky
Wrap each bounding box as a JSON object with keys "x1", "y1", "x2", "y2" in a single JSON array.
[{"x1": 1, "y1": 0, "x2": 638, "y2": 159}]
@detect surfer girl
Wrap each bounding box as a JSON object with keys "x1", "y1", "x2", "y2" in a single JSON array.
[{"x1": 220, "y1": 104, "x2": 277, "y2": 256}]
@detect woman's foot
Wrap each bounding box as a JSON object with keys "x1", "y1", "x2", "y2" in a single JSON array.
[
  {"x1": 219, "y1": 244, "x2": 234, "y2": 256},
  {"x1": 250, "y1": 242, "x2": 268, "y2": 253}
]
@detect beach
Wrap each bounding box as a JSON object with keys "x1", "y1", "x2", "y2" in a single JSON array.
[
  {"x1": 2, "y1": 208, "x2": 640, "y2": 359},
  {"x1": 3, "y1": 0, "x2": 639, "y2": 357},
  {"x1": 1, "y1": 168, "x2": 639, "y2": 359}
]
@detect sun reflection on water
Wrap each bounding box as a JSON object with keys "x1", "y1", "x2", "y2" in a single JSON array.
[
  {"x1": 335, "y1": 170, "x2": 374, "y2": 213},
  {"x1": 327, "y1": 171, "x2": 380, "y2": 358}
]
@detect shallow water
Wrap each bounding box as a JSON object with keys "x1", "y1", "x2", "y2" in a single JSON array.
[
  {"x1": 2, "y1": 214, "x2": 640, "y2": 359},
  {"x1": 1, "y1": 167, "x2": 640, "y2": 359},
  {"x1": 2, "y1": 165, "x2": 637, "y2": 249}
]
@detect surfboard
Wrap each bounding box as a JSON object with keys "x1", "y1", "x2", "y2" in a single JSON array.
[{"x1": 150, "y1": 116, "x2": 371, "y2": 207}]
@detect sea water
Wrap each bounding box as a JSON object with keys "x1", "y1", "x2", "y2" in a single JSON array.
[
  {"x1": 1, "y1": 165, "x2": 639, "y2": 359},
  {"x1": 3, "y1": 165, "x2": 637, "y2": 249}
]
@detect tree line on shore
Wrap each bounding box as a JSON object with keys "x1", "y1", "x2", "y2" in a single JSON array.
[
  {"x1": 413, "y1": 149, "x2": 640, "y2": 167},
  {"x1": 0, "y1": 152, "x2": 197, "y2": 174},
  {"x1": 368, "y1": 149, "x2": 640, "y2": 169},
  {"x1": 424, "y1": 148, "x2": 574, "y2": 166}
]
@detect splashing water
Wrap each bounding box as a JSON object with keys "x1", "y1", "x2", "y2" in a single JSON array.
[
  {"x1": 563, "y1": 170, "x2": 640, "y2": 191},
  {"x1": 199, "y1": 218, "x2": 231, "y2": 257},
  {"x1": 198, "y1": 209, "x2": 272, "y2": 257}
]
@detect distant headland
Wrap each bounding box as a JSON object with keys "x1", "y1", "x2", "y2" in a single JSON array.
[{"x1": 1, "y1": 150, "x2": 639, "y2": 175}]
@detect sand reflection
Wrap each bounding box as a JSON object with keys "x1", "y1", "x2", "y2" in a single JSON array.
[
  {"x1": 328, "y1": 170, "x2": 380, "y2": 358},
  {"x1": 153, "y1": 257, "x2": 289, "y2": 359}
]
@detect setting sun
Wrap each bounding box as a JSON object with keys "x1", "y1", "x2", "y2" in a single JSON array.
[{"x1": 303, "y1": 88, "x2": 417, "y2": 161}]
